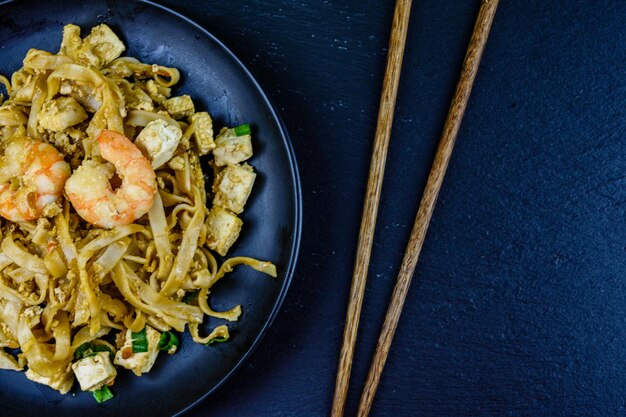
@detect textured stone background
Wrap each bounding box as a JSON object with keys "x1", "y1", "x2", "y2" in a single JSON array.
[
  {"x1": 164, "y1": 1, "x2": 625, "y2": 416},
  {"x1": 3, "y1": 0, "x2": 624, "y2": 416}
]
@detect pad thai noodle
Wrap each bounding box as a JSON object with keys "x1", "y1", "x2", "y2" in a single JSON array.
[{"x1": 0, "y1": 23, "x2": 275, "y2": 401}]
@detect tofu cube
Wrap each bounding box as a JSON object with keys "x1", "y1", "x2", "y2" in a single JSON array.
[
  {"x1": 163, "y1": 95, "x2": 195, "y2": 119},
  {"x1": 77, "y1": 24, "x2": 126, "y2": 67},
  {"x1": 213, "y1": 127, "x2": 253, "y2": 167},
  {"x1": 72, "y1": 351, "x2": 117, "y2": 392},
  {"x1": 213, "y1": 164, "x2": 256, "y2": 214},
  {"x1": 134, "y1": 119, "x2": 182, "y2": 169},
  {"x1": 206, "y1": 206, "x2": 243, "y2": 256},
  {"x1": 25, "y1": 363, "x2": 74, "y2": 394},
  {"x1": 189, "y1": 112, "x2": 215, "y2": 155},
  {"x1": 39, "y1": 96, "x2": 88, "y2": 132},
  {"x1": 114, "y1": 326, "x2": 161, "y2": 376}
]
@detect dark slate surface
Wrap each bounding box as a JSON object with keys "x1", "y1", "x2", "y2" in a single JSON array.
[{"x1": 154, "y1": 1, "x2": 625, "y2": 416}]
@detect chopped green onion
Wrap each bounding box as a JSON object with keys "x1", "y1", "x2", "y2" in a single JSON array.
[
  {"x1": 131, "y1": 328, "x2": 148, "y2": 353},
  {"x1": 92, "y1": 386, "x2": 114, "y2": 403},
  {"x1": 74, "y1": 343, "x2": 91, "y2": 360},
  {"x1": 182, "y1": 290, "x2": 198, "y2": 304},
  {"x1": 158, "y1": 331, "x2": 180, "y2": 352},
  {"x1": 74, "y1": 343, "x2": 113, "y2": 360},
  {"x1": 206, "y1": 336, "x2": 229, "y2": 346},
  {"x1": 233, "y1": 123, "x2": 251, "y2": 136}
]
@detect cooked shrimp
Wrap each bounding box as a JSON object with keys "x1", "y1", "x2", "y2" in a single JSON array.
[
  {"x1": 0, "y1": 137, "x2": 70, "y2": 222},
  {"x1": 65, "y1": 130, "x2": 157, "y2": 229}
]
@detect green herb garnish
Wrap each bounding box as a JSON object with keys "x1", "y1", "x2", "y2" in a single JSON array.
[
  {"x1": 74, "y1": 343, "x2": 113, "y2": 360},
  {"x1": 158, "y1": 331, "x2": 180, "y2": 352},
  {"x1": 92, "y1": 386, "x2": 114, "y2": 403},
  {"x1": 131, "y1": 328, "x2": 148, "y2": 353},
  {"x1": 233, "y1": 123, "x2": 251, "y2": 136}
]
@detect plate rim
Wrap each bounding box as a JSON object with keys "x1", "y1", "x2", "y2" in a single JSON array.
[{"x1": 0, "y1": 0, "x2": 303, "y2": 415}]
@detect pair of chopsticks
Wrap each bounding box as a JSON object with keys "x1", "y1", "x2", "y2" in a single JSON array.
[{"x1": 331, "y1": 1, "x2": 500, "y2": 416}]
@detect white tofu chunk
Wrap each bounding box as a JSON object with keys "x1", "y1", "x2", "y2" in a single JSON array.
[
  {"x1": 77, "y1": 24, "x2": 125, "y2": 67},
  {"x1": 39, "y1": 96, "x2": 88, "y2": 132},
  {"x1": 163, "y1": 95, "x2": 195, "y2": 119},
  {"x1": 25, "y1": 363, "x2": 74, "y2": 394},
  {"x1": 206, "y1": 206, "x2": 243, "y2": 256},
  {"x1": 213, "y1": 127, "x2": 253, "y2": 167},
  {"x1": 72, "y1": 351, "x2": 117, "y2": 392},
  {"x1": 114, "y1": 326, "x2": 161, "y2": 376},
  {"x1": 134, "y1": 119, "x2": 182, "y2": 169},
  {"x1": 190, "y1": 112, "x2": 215, "y2": 155},
  {"x1": 213, "y1": 164, "x2": 256, "y2": 214}
]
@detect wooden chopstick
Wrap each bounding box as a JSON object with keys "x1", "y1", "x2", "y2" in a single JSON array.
[
  {"x1": 330, "y1": 1, "x2": 413, "y2": 416},
  {"x1": 356, "y1": 1, "x2": 500, "y2": 416}
]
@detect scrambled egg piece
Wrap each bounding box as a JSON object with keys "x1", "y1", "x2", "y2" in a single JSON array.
[
  {"x1": 190, "y1": 112, "x2": 215, "y2": 155},
  {"x1": 134, "y1": 119, "x2": 183, "y2": 169},
  {"x1": 213, "y1": 127, "x2": 253, "y2": 167},
  {"x1": 72, "y1": 351, "x2": 117, "y2": 392},
  {"x1": 114, "y1": 326, "x2": 161, "y2": 376},
  {"x1": 213, "y1": 164, "x2": 256, "y2": 214},
  {"x1": 49, "y1": 127, "x2": 84, "y2": 154},
  {"x1": 206, "y1": 206, "x2": 243, "y2": 256},
  {"x1": 163, "y1": 95, "x2": 195, "y2": 119},
  {"x1": 49, "y1": 128, "x2": 86, "y2": 169},
  {"x1": 39, "y1": 96, "x2": 88, "y2": 132}
]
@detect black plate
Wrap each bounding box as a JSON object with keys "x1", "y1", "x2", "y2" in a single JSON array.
[{"x1": 0, "y1": 0, "x2": 301, "y2": 416}]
